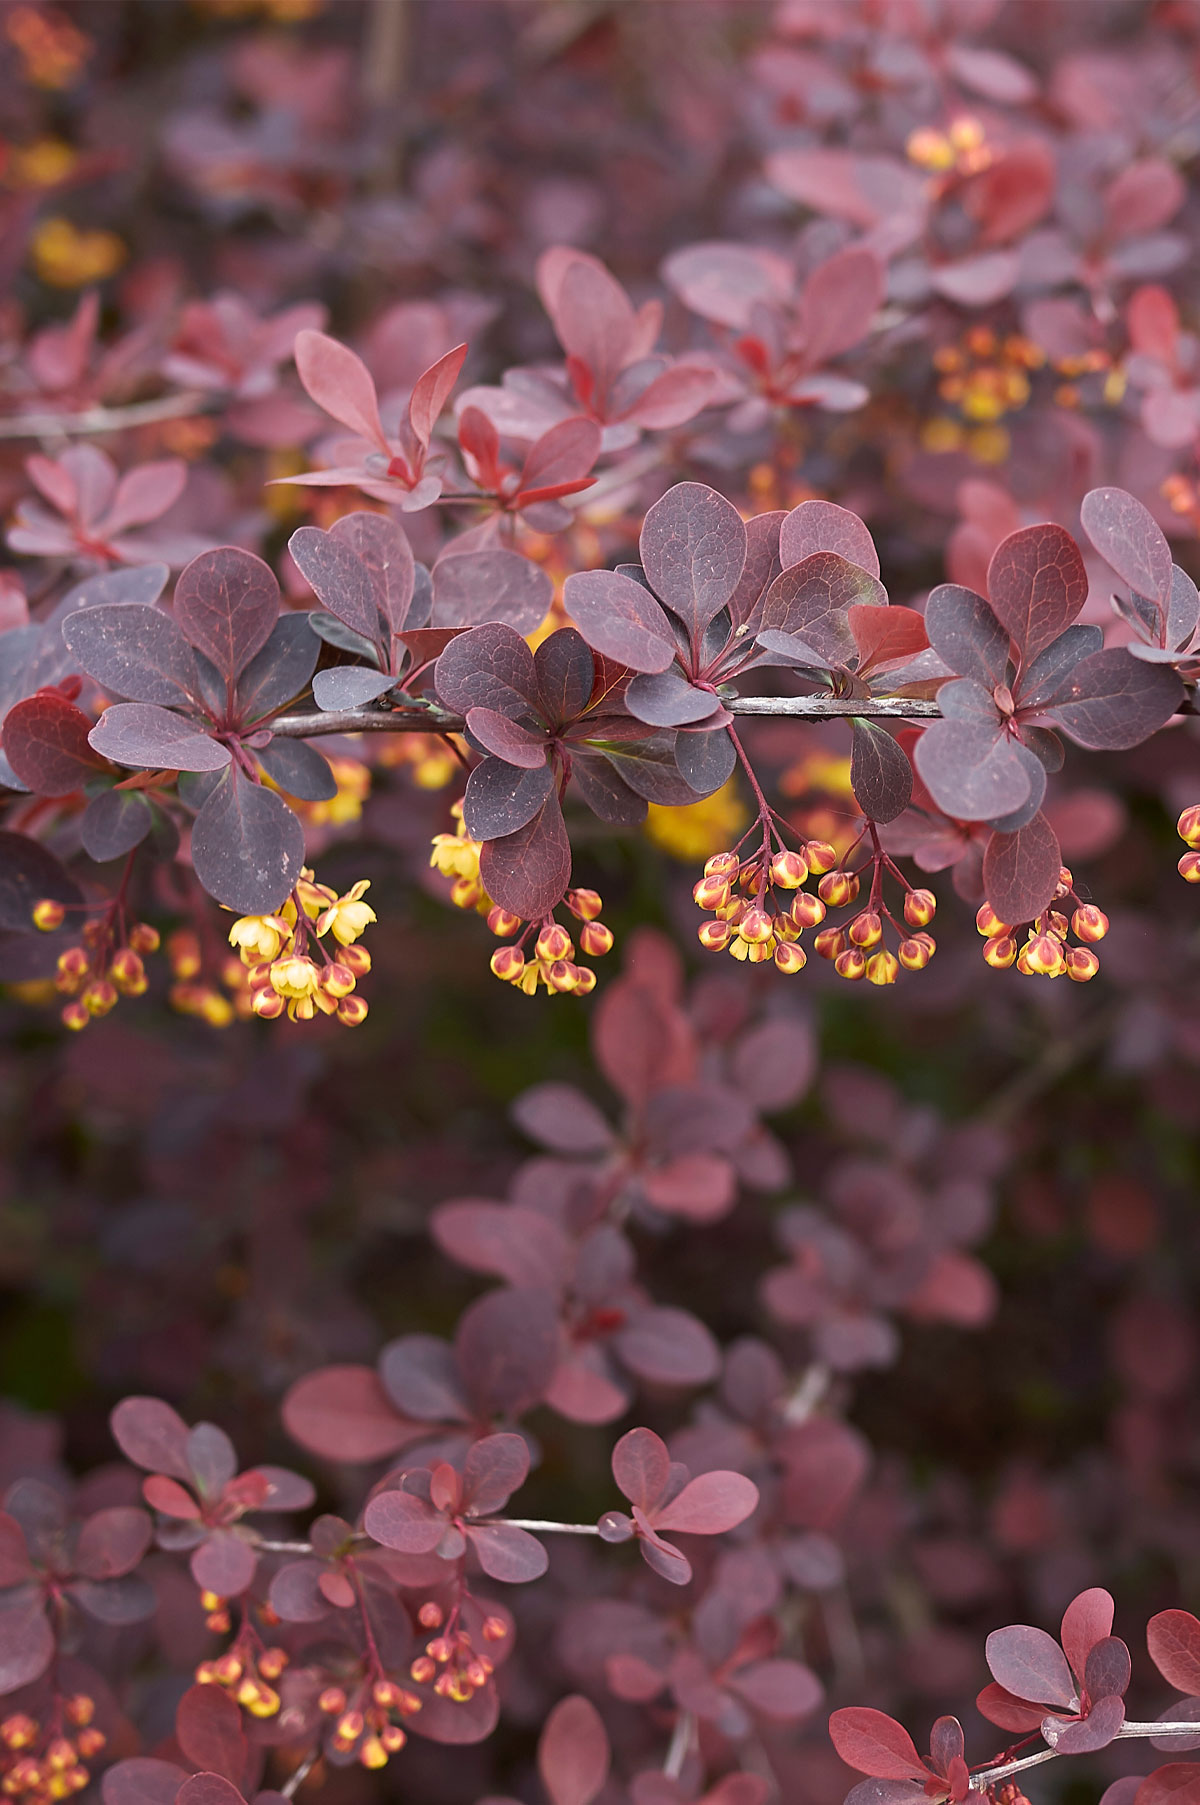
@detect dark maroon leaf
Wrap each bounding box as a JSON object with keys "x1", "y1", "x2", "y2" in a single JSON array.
[
  {"x1": 432, "y1": 550, "x2": 552, "y2": 637},
  {"x1": 728, "y1": 509, "x2": 785, "y2": 627},
  {"x1": 255, "y1": 737, "x2": 336, "y2": 801},
  {"x1": 435, "y1": 623, "x2": 541, "y2": 718},
  {"x1": 982, "y1": 813, "x2": 1062, "y2": 924},
  {"x1": 676, "y1": 724, "x2": 736, "y2": 795},
  {"x1": 913, "y1": 711, "x2": 1034, "y2": 823},
  {"x1": 1147, "y1": 1610, "x2": 1200, "y2": 1695},
  {"x1": 75, "y1": 1506, "x2": 152, "y2": 1579},
  {"x1": 563, "y1": 569, "x2": 677, "y2": 674},
  {"x1": 534, "y1": 628, "x2": 593, "y2": 724},
  {"x1": 728, "y1": 1657, "x2": 822, "y2": 1721},
  {"x1": 3, "y1": 691, "x2": 107, "y2": 794},
  {"x1": 570, "y1": 754, "x2": 649, "y2": 824},
  {"x1": 1048, "y1": 1694, "x2": 1125, "y2": 1754},
  {"x1": 779, "y1": 500, "x2": 880, "y2": 578},
  {"x1": 0, "y1": 1590, "x2": 53, "y2": 1691},
  {"x1": 233, "y1": 614, "x2": 320, "y2": 723},
  {"x1": 0, "y1": 1514, "x2": 30, "y2": 1586},
  {"x1": 1016, "y1": 626, "x2": 1104, "y2": 710},
  {"x1": 760, "y1": 553, "x2": 884, "y2": 664},
  {"x1": 462, "y1": 1432, "x2": 530, "y2": 1516},
  {"x1": 379, "y1": 1334, "x2": 469, "y2": 1422},
  {"x1": 850, "y1": 721, "x2": 912, "y2": 823},
  {"x1": 639, "y1": 482, "x2": 747, "y2": 639},
  {"x1": 69, "y1": 1572, "x2": 156, "y2": 1624},
  {"x1": 625, "y1": 670, "x2": 722, "y2": 727},
  {"x1": 280, "y1": 1365, "x2": 421, "y2": 1462},
  {"x1": 89, "y1": 703, "x2": 229, "y2": 772},
  {"x1": 1049, "y1": 649, "x2": 1182, "y2": 749},
  {"x1": 828, "y1": 1708, "x2": 931, "y2": 1781},
  {"x1": 267, "y1": 1559, "x2": 330, "y2": 1623},
  {"x1": 467, "y1": 1522, "x2": 548, "y2": 1582},
  {"x1": 1137, "y1": 1766, "x2": 1200, "y2": 1805},
  {"x1": 456, "y1": 1286, "x2": 560, "y2": 1418},
  {"x1": 433, "y1": 1202, "x2": 572, "y2": 1289},
  {"x1": 479, "y1": 793, "x2": 571, "y2": 918},
  {"x1": 363, "y1": 1489, "x2": 445, "y2": 1554},
  {"x1": 924, "y1": 584, "x2": 1011, "y2": 687},
  {"x1": 1061, "y1": 1589, "x2": 1115, "y2": 1682},
  {"x1": 189, "y1": 768, "x2": 305, "y2": 913},
  {"x1": 62, "y1": 603, "x2": 200, "y2": 707},
  {"x1": 1081, "y1": 487, "x2": 1174, "y2": 607},
  {"x1": 176, "y1": 1778, "x2": 247, "y2": 1805},
  {"x1": 843, "y1": 1783, "x2": 926, "y2": 1805},
  {"x1": 190, "y1": 1528, "x2": 257, "y2": 1597},
  {"x1": 986, "y1": 524, "x2": 1088, "y2": 665},
  {"x1": 288, "y1": 526, "x2": 380, "y2": 643},
  {"x1": 463, "y1": 757, "x2": 555, "y2": 839},
  {"x1": 175, "y1": 1682, "x2": 249, "y2": 1783},
  {"x1": 1152, "y1": 1701, "x2": 1200, "y2": 1755},
  {"x1": 538, "y1": 1698, "x2": 610, "y2": 1805},
  {"x1": 599, "y1": 738, "x2": 698, "y2": 807},
  {"x1": 466, "y1": 708, "x2": 548, "y2": 769},
  {"x1": 174, "y1": 548, "x2": 279, "y2": 681},
  {"x1": 80, "y1": 788, "x2": 154, "y2": 861},
  {"x1": 1084, "y1": 1637, "x2": 1132, "y2": 1701}
]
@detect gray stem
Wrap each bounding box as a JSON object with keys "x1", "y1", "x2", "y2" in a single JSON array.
[
  {"x1": 970, "y1": 1721, "x2": 1200, "y2": 1790},
  {"x1": 0, "y1": 391, "x2": 211, "y2": 440},
  {"x1": 482, "y1": 1517, "x2": 601, "y2": 1534}
]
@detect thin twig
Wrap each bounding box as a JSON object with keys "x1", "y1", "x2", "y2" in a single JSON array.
[
  {"x1": 0, "y1": 391, "x2": 212, "y2": 440},
  {"x1": 970, "y1": 1722, "x2": 1200, "y2": 1790},
  {"x1": 664, "y1": 1711, "x2": 695, "y2": 1781},
  {"x1": 483, "y1": 1517, "x2": 601, "y2": 1535},
  {"x1": 729, "y1": 695, "x2": 942, "y2": 720},
  {"x1": 269, "y1": 702, "x2": 465, "y2": 737},
  {"x1": 281, "y1": 1751, "x2": 318, "y2": 1799}
]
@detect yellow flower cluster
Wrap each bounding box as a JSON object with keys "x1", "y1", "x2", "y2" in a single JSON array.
[
  {"x1": 429, "y1": 803, "x2": 491, "y2": 913},
  {"x1": 319, "y1": 1676, "x2": 422, "y2": 1771},
  {"x1": 196, "y1": 1643, "x2": 287, "y2": 1719},
  {"x1": 933, "y1": 326, "x2": 1044, "y2": 424},
  {"x1": 37, "y1": 906, "x2": 158, "y2": 1031},
  {"x1": 906, "y1": 115, "x2": 992, "y2": 177},
  {"x1": 31, "y1": 218, "x2": 125, "y2": 288},
  {"x1": 228, "y1": 870, "x2": 375, "y2": 1025},
  {"x1": 489, "y1": 890, "x2": 614, "y2": 996},
  {"x1": 976, "y1": 869, "x2": 1107, "y2": 980},
  {"x1": 1, "y1": 1699, "x2": 103, "y2": 1805},
  {"x1": 287, "y1": 754, "x2": 373, "y2": 825}
]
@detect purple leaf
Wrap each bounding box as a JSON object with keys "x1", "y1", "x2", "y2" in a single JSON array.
[
  {"x1": 462, "y1": 756, "x2": 555, "y2": 839},
  {"x1": 110, "y1": 1396, "x2": 193, "y2": 1479},
  {"x1": 3, "y1": 692, "x2": 107, "y2": 794},
  {"x1": 0, "y1": 1514, "x2": 31, "y2": 1586},
  {"x1": 1148, "y1": 1610, "x2": 1200, "y2": 1696},
  {"x1": 363, "y1": 1489, "x2": 446, "y2": 1554},
  {"x1": 727, "y1": 1657, "x2": 823, "y2": 1721},
  {"x1": 479, "y1": 794, "x2": 571, "y2": 919},
  {"x1": 1152, "y1": 1702, "x2": 1200, "y2": 1755},
  {"x1": 435, "y1": 622, "x2": 541, "y2": 717},
  {"x1": 639, "y1": 483, "x2": 747, "y2": 641},
  {"x1": 268, "y1": 1558, "x2": 331, "y2": 1623},
  {"x1": 432, "y1": 550, "x2": 552, "y2": 637},
  {"x1": 101, "y1": 1762, "x2": 187, "y2": 1805},
  {"x1": 280, "y1": 1364, "x2": 420, "y2": 1462},
  {"x1": 1085, "y1": 1637, "x2": 1132, "y2": 1701},
  {"x1": 654, "y1": 1470, "x2": 758, "y2": 1535},
  {"x1": 174, "y1": 548, "x2": 280, "y2": 681},
  {"x1": 255, "y1": 737, "x2": 336, "y2": 803},
  {"x1": 467, "y1": 1523, "x2": 548, "y2": 1583},
  {"x1": 636, "y1": 1521, "x2": 693, "y2": 1586},
  {"x1": 1047, "y1": 1694, "x2": 1125, "y2": 1754},
  {"x1": 779, "y1": 499, "x2": 880, "y2": 577},
  {"x1": 675, "y1": 723, "x2": 736, "y2": 796},
  {"x1": 0, "y1": 1590, "x2": 53, "y2": 1692},
  {"x1": 760, "y1": 552, "x2": 884, "y2": 664},
  {"x1": 1049, "y1": 648, "x2": 1182, "y2": 749},
  {"x1": 62, "y1": 603, "x2": 200, "y2": 706},
  {"x1": 68, "y1": 1572, "x2": 157, "y2": 1625},
  {"x1": 985, "y1": 1624, "x2": 1077, "y2": 1708},
  {"x1": 625, "y1": 670, "x2": 723, "y2": 726},
  {"x1": 538, "y1": 1695, "x2": 610, "y2": 1805},
  {"x1": 534, "y1": 627, "x2": 594, "y2": 725},
  {"x1": 511, "y1": 1083, "x2": 615, "y2": 1154},
  {"x1": 829, "y1": 1708, "x2": 931, "y2": 1781},
  {"x1": 233, "y1": 614, "x2": 320, "y2": 723},
  {"x1": 798, "y1": 246, "x2": 885, "y2": 367},
  {"x1": 189, "y1": 769, "x2": 305, "y2": 913},
  {"x1": 187, "y1": 1422, "x2": 236, "y2": 1496},
  {"x1": 176, "y1": 1778, "x2": 247, "y2": 1805},
  {"x1": 288, "y1": 526, "x2": 381, "y2": 643},
  {"x1": 1016, "y1": 626, "x2": 1104, "y2": 711},
  {"x1": 850, "y1": 721, "x2": 912, "y2": 823},
  {"x1": 929, "y1": 1717, "x2": 965, "y2": 1773},
  {"x1": 74, "y1": 1505, "x2": 152, "y2": 1579},
  {"x1": 982, "y1": 813, "x2": 1062, "y2": 923},
  {"x1": 563, "y1": 569, "x2": 677, "y2": 674},
  {"x1": 175, "y1": 1683, "x2": 249, "y2": 1784},
  {"x1": 466, "y1": 707, "x2": 548, "y2": 769},
  {"x1": 456, "y1": 1286, "x2": 561, "y2": 1418},
  {"x1": 1081, "y1": 487, "x2": 1174, "y2": 607},
  {"x1": 88, "y1": 703, "x2": 230, "y2": 772},
  {"x1": 924, "y1": 584, "x2": 1010, "y2": 687},
  {"x1": 612, "y1": 1427, "x2": 671, "y2": 1512},
  {"x1": 615, "y1": 1307, "x2": 720, "y2": 1386},
  {"x1": 986, "y1": 524, "x2": 1088, "y2": 665},
  {"x1": 190, "y1": 1529, "x2": 257, "y2": 1598},
  {"x1": 81, "y1": 789, "x2": 153, "y2": 861},
  {"x1": 378, "y1": 1335, "x2": 469, "y2": 1422},
  {"x1": 330, "y1": 511, "x2": 416, "y2": 636},
  {"x1": 311, "y1": 667, "x2": 395, "y2": 710},
  {"x1": 462, "y1": 1432, "x2": 530, "y2": 1516},
  {"x1": 1061, "y1": 1589, "x2": 1115, "y2": 1683},
  {"x1": 913, "y1": 713, "x2": 1034, "y2": 823},
  {"x1": 1136, "y1": 1768, "x2": 1200, "y2": 1805},
  {"x1": 432, "y1": 1201, "x2": 572, "y2": 1290}
]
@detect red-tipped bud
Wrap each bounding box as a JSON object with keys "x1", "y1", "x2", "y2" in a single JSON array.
[
  {"x1": 769, "y1": 848, "x2": 809, "y2": 889},
  {"x1": 536, "y1": 923, "x2": 573, "y2": 963},
  {"x1": 866, "y1": 950, "x2": 899, "y2": 986},
  {"x1": 975, "y1": 902, "x2": 1012, "y2": 938},
  {"x1": 804, "y1": 840, "x2": 838, "y2": 874},
  {"x1": 698, "y1": 919, "x2": 732, "y2": 951},
  {"x1": 482, "y1": 1616, "x2": 509, "y2": 1641},
  {"x1": 1180, "y1": 850, "x2": 1200, "y2": 883},
  {"x1": 336, "y1": 995, "x2": 369, "y2": 1027},
  {"x1": 693, "y1": 873, "x2": 731, "y2": 910},
  {"x1": 982, "y1": 934, "x2": 1017, "y2": 969},
  {"x1": 704, "y1": 851, "x2": 741, "y2": 877},
  {"x1": 1064, "y1": 946, "x2": 1100, "y2": 982},
  {"x1": 774, "y1": 940, "x2": 806, "y2": 974},
  {"x1": 903, "y1": 888, "x2": 937, "y2": 927},
  {"x1": 1071, "y1": 904, "x2": 1109, "y2": 942},
  {"x1": 55, "y1": 945, "x2": 89, "y2": 989},
  {"x1": 128, "y1": 922, "x2": 160, "y2": 954},
  {"x1": 83, "y1": 979, "x2": 118, "y2": 1016},
  {"x1": 321, "y1": 962, "x2": 357, "y2": 998},
  {"x1": 738, "y1": 905, "x2": 774, "y2": 945},
  {"x1": 546, "y1": 958, "x2": 580, "y2": 993},
  {"x1": 565, "y1": 887, "x2": 603, "y2": 921},
  {"x1": 814, "y1": 926, "x2": 845, "y2": 961},
  {"x1": 1025, "y1": 932, "x2": 1064, "y2": 976},
  {"x1": 486, "y1": 905, "x2": 522, "y2": 937},
  {"x1": 834, "y1": 947, "x2": 867, "y2": 981},
  {"x1": 252, "y1": 987, "x2": 286, "y2": 1018},
  {"x1": 32, "y1": 898, "x2": 65, "y2": 931},
  {"x1": 579, "y1": 920, "x2": 613, "y2": 957},
  {"x1": 1054, "y1": 865, "x2": 1074, "y2": 897},
  {"x1": 573, "y1": 965, "x2": 597, "y2": 994},
  {"x1": 1178, "y1": 804, "x2": 1200, "y2": 847},
  {"x1": 109, "y1": 948, "x2": 146, "y2": 995},
  {"x1": 61, "y1": 1000, "x2": 90, "y2": 1031},
  {"x1": 848, "y1": 909, "x2": 882, "y2": 948},
  {"x1": 490, "y1": 946, "x2": 525, "y2": 982},
  {"x1": 339, "y1": 942, "x2": 372, "y2": 975},
  {"x1": 898, "y1": 936, "x2": 933, "y2": 970},
  {"x1": 1046, "y1": 910, "x2": 1069, "y2": 941},
  {"x1": 417, "y1": 1602, "x2": 444, "y2": 1629},
  {"x1": 818, "y1": 869, "x2": 858, "y2": 907},
  {"x1": 167, "y1": 930, "x2": 202, "y2": 979},
  {"x1": 790, "y1": 891, "x2": 826, "y2": 929}
]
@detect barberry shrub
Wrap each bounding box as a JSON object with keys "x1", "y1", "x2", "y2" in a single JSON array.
[{"x1": 4, "y1": 6, "x2": 1200, "y2": 1805}]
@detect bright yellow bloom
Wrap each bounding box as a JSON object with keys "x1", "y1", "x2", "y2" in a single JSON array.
[
  {"x1": 32, "y1": 217, "x2": 124, "y2": 288},
  {"x1": 228, "y1": 913, "x2": 292, "y2": 966},
  {"x1": 269, "y1": 955, "x2": 321, "y2": 1001},
  {"x1": 315, "y1": 880, "x2": 376, "y2": 946}
]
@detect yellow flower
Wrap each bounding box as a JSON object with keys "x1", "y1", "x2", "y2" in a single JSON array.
[
  {"x1": 32, "y1": 217, "x2": 124, "y2": 288},
  {"x1": 316, "y1": 881, "x2": 376, "y2": 947},
  {"x1": 645, "y1": 778, "x2": 748, "y2": 863},
  {"x1": 228, "y1": 913, "x2": 292, "y2": 966},
  {"x1": 9, "y1": 138, "x2": 78, "y2": 189},
  {"x1": 269, "y1": 955, "x2": 321, "y2": 1001}
]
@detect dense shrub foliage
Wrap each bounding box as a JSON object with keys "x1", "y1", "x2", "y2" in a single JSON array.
[{"x1": 3, "y1": 6, "x2": 1200, "y2": 1805}]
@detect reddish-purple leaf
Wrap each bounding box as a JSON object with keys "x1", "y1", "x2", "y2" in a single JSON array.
[
  {"x1": 985, "y1": 1624, "x2": 1077, "y2": 1709},
  {"x1": 1152, "y1": 1701, "x2": 1200, "y2": 1754},
  {"x1": 173, "y1": 548, "x2": 279, "y2": 682},
  {"x1": 435, "y1": 622, "x2": 541, "y2": 718},
  {"x1": 62, "y1": 603, "x2": 200, "y2": 707},
  {"x1": 3, "y1": 692, "x2": 106, "y2": 794},
  {"x1": 378, "y1": 1335, "x2": 468, "y2": 1422},
  {"x1": 511, "y1": 1083, "x2": 615, "y2": 1155},
  {"x1": 563, "y1": 569, "x2": 677, "y2": 674},
  {"x1": 462, "y1": 1433, "x2": 530, "y2": 1517},
  {"x1": 654, "y1": 1470, "x2": 758, "y2": 1535},
  {"x1": 760, "y1": 552, "x2": 884, "y2": 665},
  {"x1": 288, "y1": 525, "x2": 381, "y2": 644},
  {"x1": 294, "y1": 329, "x2": 388, "y2": 452},
  {"x1": 363, "y1": 1489, "x2": 446, "y2": 1554},
  {"x1": 625, "y1": 670, "x2": 722, "y2": 726},
  {"x1": 466, "y1": 708, "x2": 547, "y2": 770},
  {"x1": 728, "y1": 1658, "x2": 823, "y2": 1721},
  {"x1": 843, "y1": 1784, "x2": 926, "y2": 1805},
  {"x1": 849, "y1": 606, "x2": 928, "y2": 674},
  {"x1": 456, "y1": 1286, "x2": 560, "y2": 1419},
  {"x1": 190, "y1": 1529, "x2": 257, "y2": 1598},
  {"x1": 975, "y1": 1683, "x2": 1047, "y2": 1733},
  {"x1": 798, "y1": 247, "x2": 884, "y2": 368},
  {"x1": 111, "y1": 1396, "x2": 193, "y2": 1479},
  {"x1": 636, "y1": 1520, "x2": 693, "y2": 1586},
  {"x1": 828, "y1": 1708, "x2": 931, "y2": 1781},
  {"x1": 80, "y1": 788, "x2": 154, "y2": 862},
  {"x1": 0, "y1": 1514, "x2": 31, "y2": 1586},
  {"x1": 189, "y1": 769, "x2": 304, "y2": 914},
  {"x1": 1105, "y1": 159, "x2": 1185, "y2": 238},
  {"x1": 467, "y1": 1523, "x2": 548, "y2": 1583},
  {"x1": 329, "y1": 511, "x2": 416, "y2": 636},
  {"x1": 986, "y1": 524, "x2": 1088, "y2": 665},
  {"x1": 0, "y1": 1590, "x2": 53, "y2": 1692},
  {"x1": 779, "y1": 500, "x2": 879, "y2": 577},
  {"x1": 1084, "y1": 1638, "x2": 1132, "y2": 1702},
  {"x1": 281, "y1": 1365, "x2": 420, "y2": 1462},
  {"x1": 1137, "y1": 1768, "x2": 1200, "y2": 1805},
  {"x1": 176, "y1": 1778, "x2": 247, "y2": 1805},
  {"x1": 409, "y1": 344, "x2": 468, "y2": 450},
  {"x1": 929, "y1": 1717, "x2": 965, "y2": 1774},
  {"x1": 432, "y1": 550, "x2": 552, "y2": 637},
  {"x1": 982, "y1": 814, "x2": 1062, "y2": 924},
  {"x1": 913, "y1": 713, "x2": 1034, "y2": 824},
  {"x1": 88, "y1": 703, "x2": 230, "y2": 772},
  {"x1": 75, "y1": 1506, "x2": 152, "y2": 1579},
  {"x1": 1081, "y1": 487, "x2": 1174, "y2": 607},
  {"x1": 850, "y1": 722, "x2": 912, "y2": 823},
  {"x1": 615, "y1": 1306, "x2": 721, "y2": 1385},
  {"x1": 175, "y1": 1685, "x2": 248, "y2": 1784},
  {"x1": 463, "y1": 756, "x2": 555, "y2": 839},
  {"x1": 1048, "y1": 1694, "x2": 1125, "y2": 1754},
  {"x1": 479, "y1": 793, "x2": 571, "y2": 919},
  {"x1": 101, "y1": 1761, "x2": 187, "y2": 1805},
  {"x1": 143, "y1": 1475, "x2": 199, "y2": 1518},
  {"x1": 1148, "y1": 1611, "x2": 1200, "y2": 1696},
  {"x1": 1060, "y1": 1590, "x2": 1116, "y2": 1680},
  {"x1": 534, "y1": 627, "x2": 594, "y2": 725},
  {"x1": 538, "y1": 1695, "x2": 610, "y2": 1805},
  {"x1": 1049, "y1": 649, "x2": 1182, "y2": 749},
  {"x1": 924, "y1": 584, "x2": 1011, "y2": 687},
  {"x1": 612, "y1": 1428, "x2": 671, "y2": 1512},
  {"x1": 432, "y1": 1202, "x2": 572, "y2": 1290},
  {"x1": 639, "y1": 482, "x2": 747, "y2": 639}
]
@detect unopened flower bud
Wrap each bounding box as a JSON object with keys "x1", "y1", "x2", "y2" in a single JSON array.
[
  {"x1": 32, "y1": 898, "x2": 65, "y2": 931},
  {"x1": 1025, "y1": 932, "x2": 1064, "y2": 976},
  {"x1": 1072, "y1": 904, "x2": 1108, "y2": 941},
  {"x1": 109, "y1": 948, "x2": 146, "y2": 994},
  {"x1": 774, "y1": 940, "x2": 806, "y2": 974},
  {"x1": 818, "y1": 869, "x2": 858, "y2": 907},
  {"x1": 336, "y1": 995, "x2": 369, "y2": 1027},
  {"x1": 128, "y1": 922, "x2": 160, "y2": 954},
  {"x1": 903, "y1": 888, "x2": 936, "y2": 927},
  {"x1": 866, "y1": 950, "x2": 899, "y2": 986},
  {"x1": 698, "y1": 919, "x2": 731, "y2": 951},
  {"x1": 321, "y1": 961, "x2": 357, "y2": 998},
  {"x1": 737, "y1": 905, "x2": 774, "y2": 945},
  {"x1": 251, "y1": 987, "x2": 285, "y2": 1019},
  {"x1": 834, "y1": 947, "x2": 867, "y2": 981},
  {"x1": 975, "y1": 902, "x2": 1011, "y2": 938},
  {"x1": 790, "y1": 891, "x2": 826, "y2": 929},
  {"x1": 982, "y1": 934, "x2": 1017, "y2": 969},
  {"x1": 1064, "y1": 946, "x2": 1100, "y2": 982},
  {"x1": 898, "y1": 936, "x2": 932, "y2": 971},
  {"x1": 83, "y1": 979, "x2": 118, "y2": 1016},
  {"x1": 491, "y1": 946, "x2": 525, "y2": 981},
  {"x1": 486, "y1": 905, "x2": 521, "y2": 937},
  {"x1": 55, "y1": 945, "x2": 89, "y2": 989},
  {"x1": 573, "y1": 965, "x2": 597, "y2": 993},
  {"x1": 536, "y1": 923, "x2": 573, "y2": 963},
  {"x1": 380, "y1": 1725, "x2": 407, "y2": 1753},
  {"x1": 418, "y1": 1602, "x2": 444, "y2": 1629},
  {"x1": 360, "y1": 1736, "x2": 388, "y2": 1769},
  {"x1": 318, "y1": 1687, "x2": 347, "y2": 1715},
  {"x1": 848, "y1": 910, "x2": 882, "y2": 948},
  {"x1": 1179, "y1": 850, "x2": 1200, "y2": 883},
  {"x1": 339, "y1": 942, "x2": 372, "y2": 975},
  {"x1": 769, "y1": 849, "x2": 808, "y2": 889},
  {"x1": 482, "y1": 1615, "x2": 510, "y2": 1640},
  {"x1": 705, "y1": 852, "x2": 741, "y2": 877},
  {"x1": 565, "y1": 887, "x2": 603, "y2": 921},
  {"x1": 546, "y1": 958, "x2": 580, "y2": 993},
  {"x1": 167, "y1": 930, "x2": 202, "y2": 979},
  {"x1": 579, "y1": 920, "x2": 613, "y2": 957},
  {"x1": 814, "y1": 926, "x2": 845, "y2": 961},
  {"x1": 804, "y1": 840, "x2": 838, "y2": 874},
  {"x1": 693, "y1": 873, "x2": 731, "y2": 910}
]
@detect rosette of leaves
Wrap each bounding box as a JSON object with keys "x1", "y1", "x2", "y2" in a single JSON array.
[
  {"x1": 914, "y1": 518, "x2": 1183, "y2": 923},
  {"x1": 58, "y1": 547, "x2": 328, "y2": 912}
]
